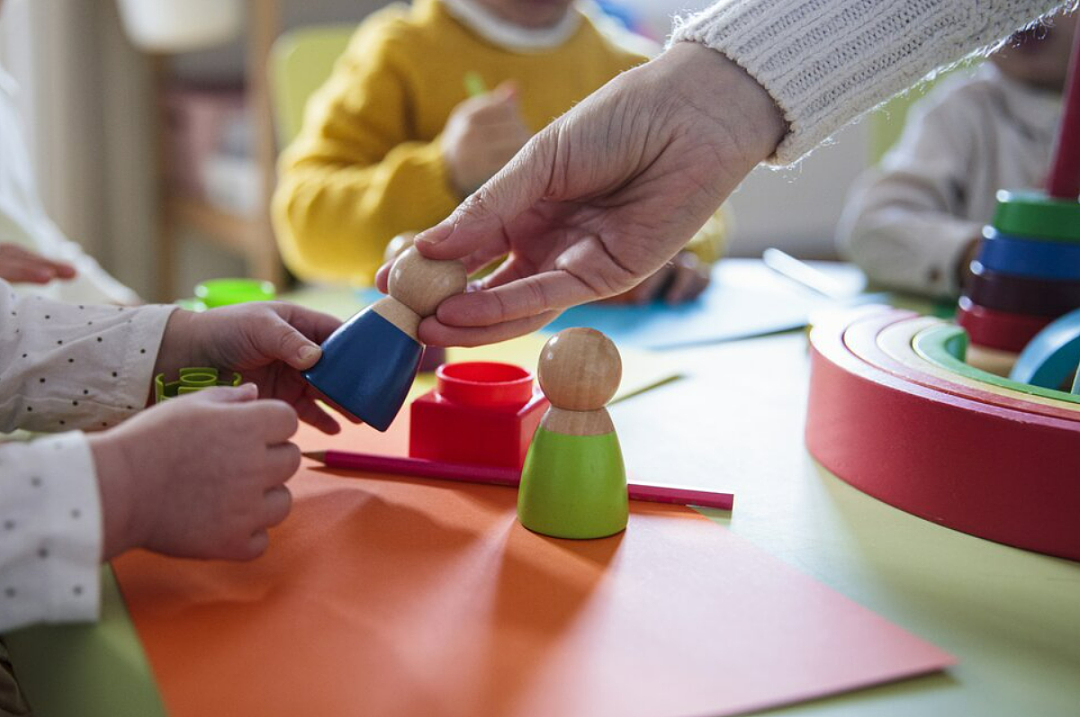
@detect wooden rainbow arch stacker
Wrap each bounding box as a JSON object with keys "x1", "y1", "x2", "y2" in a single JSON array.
[{"x1": 807, "y1": 28, "x2": 1080, "y2": 562}]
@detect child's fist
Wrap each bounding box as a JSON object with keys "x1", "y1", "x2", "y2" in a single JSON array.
[
  {"x1": 91, "y1": 385, "x2": 301, "y2": 562},
  {"x1": 443, "y1": 82, "x2": 532, "y2": 197}
]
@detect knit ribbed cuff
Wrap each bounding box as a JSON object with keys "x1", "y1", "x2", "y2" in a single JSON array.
[{"x1": 672, "y1": 0, "x2": 1064, "y2": 164}]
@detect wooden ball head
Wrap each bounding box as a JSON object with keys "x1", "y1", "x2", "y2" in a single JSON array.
[
  {"x1": 388, "y1": 247, "x2": 467, "y2": 319},
  {"x1": 538, "y1": 328, "x2": 622, "y2": 412}
]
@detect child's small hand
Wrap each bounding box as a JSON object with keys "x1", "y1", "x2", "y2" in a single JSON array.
[
  {"x1": 90, "y1": 385, "x2": 300, "y2": 561},
  {"x1": 155, "y1": 302, "x2": 345, "y2": 434},
  {"x1": 604, "y1": 251, "x2": 711, "y2": 306},
  {"x1": 0, "y1": 243, "x2": 77, "y2": 284},
  {"x1": 443, "y1": 82, "x2": 532, "y2": 196}
]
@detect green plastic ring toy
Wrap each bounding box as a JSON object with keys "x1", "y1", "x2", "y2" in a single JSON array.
[
  {"x1": 992, "y1": 190, "x2": 1080, "y2": 243},
  {"x1": 194, "y1": 278, "x2": 276, "y2": 309},
  {"x1": 154, "y1": 367, "x2": 243, "y2": 402}
]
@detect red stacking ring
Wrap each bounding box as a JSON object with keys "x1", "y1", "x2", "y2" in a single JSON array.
[{"x1": 956, "y1": 296, "x2": 1051, "y2": 352}]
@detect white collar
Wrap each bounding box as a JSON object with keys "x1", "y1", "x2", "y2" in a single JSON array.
[{"x1": 439, "y1": 0, "x2": 582, "y2": 53}]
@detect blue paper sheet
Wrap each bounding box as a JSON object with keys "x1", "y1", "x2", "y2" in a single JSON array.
[{"x1": 545, "y1": 260, "x2": 866, "y2": 349}]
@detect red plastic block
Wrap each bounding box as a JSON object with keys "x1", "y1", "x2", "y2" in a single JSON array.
[{"x1": 410, "y1": 362, "x2": 549, "y2": 469}]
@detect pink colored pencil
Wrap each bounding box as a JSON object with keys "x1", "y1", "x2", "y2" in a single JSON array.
[{"x1": 304, "y1": 450, "x2": 734, "y2": 511}]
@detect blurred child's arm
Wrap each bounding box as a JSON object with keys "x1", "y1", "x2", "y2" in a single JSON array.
[
  {"x1": 272, "y1": 20, "x2": 459, "y2": 285},
  {"x1": 837, "y1": 95, "x2": 983, "y2": 299}
]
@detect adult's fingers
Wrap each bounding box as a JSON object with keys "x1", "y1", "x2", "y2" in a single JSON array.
[
  {"x1": 434, "y1": 270, "x2": 595, "y2": 328},
  {"x1": 666, "y1": 267, "x2": 709, "y2": 304},
  {"x1": 418, "y1": 311, "x2": 561, "y2": 347},
  {"x1": 414, "y1": 129, "x2": 556, "y2": 263}
]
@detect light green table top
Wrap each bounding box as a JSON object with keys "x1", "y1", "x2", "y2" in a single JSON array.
[{"x1": 6, "y1": 275, "x2": 1079, "y2": 716}]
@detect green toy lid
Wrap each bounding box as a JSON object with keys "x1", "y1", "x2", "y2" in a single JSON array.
[
  {"x1": 194, "y1": 278, "x2": 276, "y2": 308},
  {"x1": 992, "y1": 190, "x2": 1080, "y2": 242},
  {"x1": 154, "y1": 367, "x2": 243, "y2": 402}
]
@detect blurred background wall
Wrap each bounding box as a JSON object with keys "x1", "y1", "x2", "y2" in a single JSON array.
[{"x1": 0, "y1": 0, "x2": 872, "y2": 302}]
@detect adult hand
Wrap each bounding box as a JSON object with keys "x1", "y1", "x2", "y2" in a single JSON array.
[
  {"x1": 443, "y1": 81, "x2": 532, "y2": 197},
  {"x1": 0, "y1": 243, "x2": 77, "y2": 284},
  {"x1": 379, "y1": 43, "x2": 785, "y2": 346},
  {"x1": 89, "y1": 385, "x2": 299, "y2": 561},
  {"x1": 604, "y1": 251, "x2": 711, "y2": 306},
  {"x1": 154, "y1": 302, "x2": 344, "y2": 434}
]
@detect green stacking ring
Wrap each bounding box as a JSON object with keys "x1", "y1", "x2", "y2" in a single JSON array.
[
  {"x1": 154, "y1": 367, "x2": 243, "y2": 402},
  {"x1": 992, "y1": 190, "x2": 1080, "y2": 242}
]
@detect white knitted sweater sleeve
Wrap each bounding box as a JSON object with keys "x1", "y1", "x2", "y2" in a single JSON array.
[{"x1": 671, "y1": 0, "x2": 1073, "y2": 164}]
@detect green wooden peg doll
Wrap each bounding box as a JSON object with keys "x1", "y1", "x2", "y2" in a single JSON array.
[{"x1": 518, "y1": 327, "x2": 628, "y2": 539}]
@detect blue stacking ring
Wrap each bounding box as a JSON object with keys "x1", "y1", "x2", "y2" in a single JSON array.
[{"x1": 978, "y1": 227, "x2": 1080, "y2": 281}]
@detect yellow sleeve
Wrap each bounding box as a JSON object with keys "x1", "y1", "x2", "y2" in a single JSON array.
[
  {"x1": 272, "y1": 20, "x2": 460, "y2": 285},
  {"x1": 682, "y1": 205, "x2": 729, "y2": 265}
]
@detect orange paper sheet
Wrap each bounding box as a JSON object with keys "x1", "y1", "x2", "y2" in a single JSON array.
[{"x1": 112, "y1": 416, "x2": 953, "y2": 717}]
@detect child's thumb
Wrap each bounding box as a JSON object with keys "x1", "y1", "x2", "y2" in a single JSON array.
[{"x1": 197, "y1": 383, "x2": 259, "y2": 404}]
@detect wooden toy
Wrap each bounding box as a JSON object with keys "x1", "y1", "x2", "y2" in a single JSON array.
[
  {"x1": 304, "y1": 449, "x2": 735, "y2": 510},
  {"x1": 807, "y1": 308, "x2": 1080, "y2": 561},
  {"x1": 991, "y1": 191, "x2": 1080, "y2": 242},
  {"x1": 518, "y1": 328, "x2": 629, "y2": 539},
  {"x1": 1009, "y1": 307, "x2": 1080, "y2": 389},
  {"x1": 963, "y1": 343, "x2": 1018, "y2": 377},
  {"x1": 409, "y1": 361, "x2": 549, "y2": 468},
  {"x1": 1046, "y1": 22, "x2": 1080, "y2": 200},
  {"x1": 844, "y1": 311, "x2": 1080, "y2": 420},
  {"x1": 977, "y1": 228, "x2": 1080, "y2": 281},
  {"x1": 303, "y1": 247, "x2": 466, "y2": 430},
  {"x1": 965, "y1": 261, "x2": 1080, "y2": 318},
  {"x1": 383, "y1": 232, "x2": 446, "y2": 373},
  {"x1": 956, "y1": 296, "x2": 1050, "y2": 353}
]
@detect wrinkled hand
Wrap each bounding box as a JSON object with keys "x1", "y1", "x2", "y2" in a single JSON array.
[
  {"x1": 379, "y1": 43, "x2": 785, "y2": 346},
  {"x1": 604, "y1": 251, "x2": 711, "y2": 305},
  {"x1": 155, "y1": 302, "x2": 344, "y2": 434},
  {"x1": 0, "y1": 244, "x2": 76, "y2": 284},
  {"x1": 443, "y1": 82, "x2": 532, "y2": 197},
  {"x1": 90, "y1": 385, "x2": 299, "y2": 561}
]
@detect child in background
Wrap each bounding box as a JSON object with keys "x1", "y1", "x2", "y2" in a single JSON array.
[
  {"x1": 273, "y1": 0, "x2": 724, "y2": 305},
  {"x1": 0, "y1": 65, "x2": 140, "y2": 305},
  {"x1": 837, "y1": 12, "x2": 1077, "y2": 299}
]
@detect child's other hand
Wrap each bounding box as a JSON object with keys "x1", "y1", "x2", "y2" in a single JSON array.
[
  {"x1": 443, "y1": 81, "x2": 531, "y2": 197},
  {"x1": 156, "y1": 303, "x2": 345, "y2": 434},
  {"x1": 604, "y1": 251, "x2": 711, "y2": 306},
  {"x1": 0, "y1": 243, "x2": 77, "y2": 284},
  {"x1": 90, "y1": 385, "x2": 299, "y2": 561}
]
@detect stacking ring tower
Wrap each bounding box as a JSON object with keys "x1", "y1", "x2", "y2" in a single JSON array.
[{"x1": 806, "y1": 26, "x2": 1080, "y2": 561}]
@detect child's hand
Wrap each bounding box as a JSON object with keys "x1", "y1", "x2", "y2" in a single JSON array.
[
  {"x1": 0, "y1": 243, "x2": 77, "y2": 284},
  {"x1": 443, "y1": 82, "x2": 531, "y2": 197},
  {"x1": 604, "y1": 251, "x2": 711, "y2": 305},
  {"x1": 90, "y1": 385, "x2": 299, "y2": 561},
  {"x1": 155, "y1": 303, "x2": 344, "y2": 434}
]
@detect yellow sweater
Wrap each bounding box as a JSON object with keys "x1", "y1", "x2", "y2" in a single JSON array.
[{"x1": 273, "y1": 0, "x2": 724, "y2": 284}]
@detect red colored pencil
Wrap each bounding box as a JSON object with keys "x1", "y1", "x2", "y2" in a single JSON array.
[{"x1": 303, "y1": 450, "x2": 734, "y2": 511}]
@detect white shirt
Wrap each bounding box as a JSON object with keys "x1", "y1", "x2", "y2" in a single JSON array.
[
  {"x1": 0, "y1": 66, "x2": 140, "y2": 306},
  {"x1": 837, "y1": 65, "x2": 1061, "y2": 297},
  {"x1": 0, "y1": 281, "x2": 173, "y2": 633}
]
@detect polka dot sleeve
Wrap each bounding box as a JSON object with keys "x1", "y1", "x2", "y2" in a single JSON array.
[
  {"x1": 0, "y1": 281, "x2": 176, "y2": 432},
  {"x1": 0, "y1": 432, "x2": 102, "y2": 632}
]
